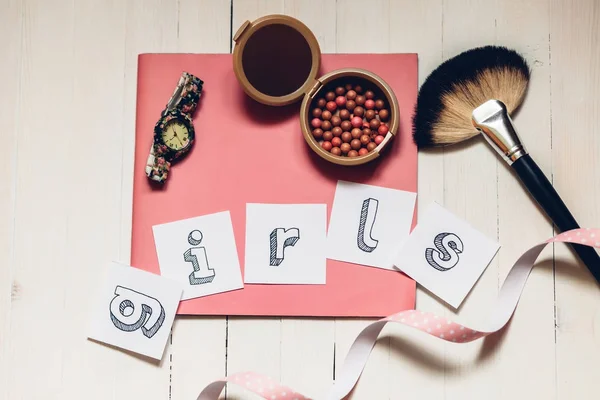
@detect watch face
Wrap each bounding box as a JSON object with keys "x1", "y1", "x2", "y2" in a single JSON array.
[{"x1": 161, "y1": 119, "x2": 190, "y2": 151}]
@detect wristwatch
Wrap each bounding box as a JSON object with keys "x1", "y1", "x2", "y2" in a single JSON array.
[{"x1": 145, "y1": 72, "x2": 203, "y2": 183}]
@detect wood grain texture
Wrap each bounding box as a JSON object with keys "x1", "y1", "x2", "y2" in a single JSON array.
[
  {"x1": 167, "y1": 2, "x2": 231, "y2": 400},
  {"x1": 7, "y1": 1, "x2": 79, "y2": 398},
  {"x1": 279, "y1": 2, "x2": 337, "y2": 399},
  {"x1": 0, "y1": 1, "x2": 22, "y2": 399},
  {"x1": 228, "y1": 1, "x2": 285, "y2": 398},
  {"x1": 1, "y1": 0, "x2": 599, "y2": 399},
  {"x1": 551, "y1": 1, "x2": 600, "y2": 399},
  {"x1": 334, "y1": 2, "x2": 393, "y2": 398},
  {"x1": 387, "y1": 1, "x2": 445, "y2": 398},
  {"x1": 228, "y1": 2, "x2": 337, "y2": 399},
  {"x1": 436, "y1": 2, "x2": 501, "y2": 398},
  {"x1": 494, "y1": 1, "x2": 555, "y2": 398}
]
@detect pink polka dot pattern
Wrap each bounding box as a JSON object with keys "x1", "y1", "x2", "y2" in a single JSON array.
[
  {"x1": 548, "y1": 228, "x2": 600, "y2": 248},
  {"x1": 197, "y1": 228, "x2": 600, "y2": 400},
  {"x1": 384, "y1": 310, "x2": 485, "y2": 343}
]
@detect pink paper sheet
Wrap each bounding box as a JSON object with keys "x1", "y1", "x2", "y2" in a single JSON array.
[{"x1": 131, "y1": 53, "x2": 418, "y2": 317}]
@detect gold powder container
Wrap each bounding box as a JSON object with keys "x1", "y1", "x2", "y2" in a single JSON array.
[{"x1": 233, "y1": 14, "x2": 399, "y2": 166}]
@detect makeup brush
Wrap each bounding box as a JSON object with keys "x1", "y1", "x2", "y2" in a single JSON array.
[{"x1": 412, "y1": 45, "x2": 600, "y2": 283}]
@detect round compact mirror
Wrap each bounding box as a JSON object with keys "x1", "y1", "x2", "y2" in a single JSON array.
[
  {"x1": 232, "y1": 15, "x2": 399, "y2": 167},
  {"x1": 233, "y1": 15, "x2": 321, "y2": 106}
]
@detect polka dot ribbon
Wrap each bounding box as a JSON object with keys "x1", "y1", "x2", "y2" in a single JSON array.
[{"x1": 196, "y1": 228, "x2": 600, "y2": 400}]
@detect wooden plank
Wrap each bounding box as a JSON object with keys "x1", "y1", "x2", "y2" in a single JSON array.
[
  {"x1": 494, "y1": 1, "x2": 555, "y2": 398},
  {"x1": 228, "y1": 2, "x2": 337, "y2": 399},
  {"x1": 177, "y1": 0, "x2": 233, "y2": 53},
  {"x1": 280, "y1": 319, "x2": 334, "y2": 399},
  {"x1": 168, "y1": 2, "x2": 231, "y2": 400},
  {"x1": 334, "y1": 320, "x2": 391, "y2": 399},
  {"x1": 170, "y1": 317, "x2": 227, "y2": 400},
  {"x1": 232, "y1": 0, "x2": 285, "y2": 51},
  {"x1": 228, "y1": 2, "x2": 284, "y2": 397},
  {"x1": 0, "y1": 1, "x2": 22, "y2": 399},
  {"x1": 279, "y1": 2, "x2": 337, "y2": 398},
  {"x1": 4, "y1": 0, "x2": 174, "y2": 398},
  {"x1": 551, "y1": 0, "x2": 600, "y2": 398},
  {"x1": 59, "y1": 2, "x2": 143, "y2": 398},
  {"x1": 438, "y1": 0, "x2": 501, "y2": 398},
  {"x1": 106, "y1": 1, "x2": 184, "y2": 398},
  {"x1": 387, "y1": 1, "x2": 445, "y2": 398},
  {"x1": 333, "y1": 1, "x2": 391, "y2": 398},
  {"x1": 226, "y1": 317, "x2": 282, "y2": 400},
  {"x1": 284, "y1": 0, "x2": 337, "y2": 53},
  {"x1": 120, "y1": 1, "x2": 182, "y2": 262},
  {"x1": 5, "y1": 1, "x2": 80, "y2": 397}
]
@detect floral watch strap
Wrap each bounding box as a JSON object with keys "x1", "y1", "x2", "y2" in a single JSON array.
[
  {"x1": 164, "y1": 72, "x2": 203, "y2": 115},
  {"x1": 145, "y1": 72, "x2": 203, "y2": 183}
]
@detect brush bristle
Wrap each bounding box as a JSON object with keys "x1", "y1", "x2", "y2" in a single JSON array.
[{"x1": 413, "y1": 45, "x2": 530, "y2": 148}]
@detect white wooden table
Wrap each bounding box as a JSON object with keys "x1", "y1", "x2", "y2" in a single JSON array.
[{"x1": 2, "y1": 1, "x2": 599, "y2": 399}]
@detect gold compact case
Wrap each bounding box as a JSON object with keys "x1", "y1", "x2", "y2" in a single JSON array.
[{"x1": 232, "y1": 14, "x2": 399, "y2": 166}]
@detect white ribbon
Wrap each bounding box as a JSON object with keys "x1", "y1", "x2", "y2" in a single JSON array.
[{"x1": 196, "y1": 228, "x2": 599, "y2": 400}]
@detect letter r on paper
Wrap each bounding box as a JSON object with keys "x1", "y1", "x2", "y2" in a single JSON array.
[{"x1": 270, "y1": 228, "x2": 300, "y2": 266}]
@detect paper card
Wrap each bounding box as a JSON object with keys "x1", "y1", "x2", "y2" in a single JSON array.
[
  {"x1": 88, "y1": 262, "x2": 182, "y2": 360},
  {"x1": 391, "y1": 202, "x2": 500, "y2": 308},
  {"x1": 244, "y1": 204, "x2": 327, "y2": 284},
  {"x1": 326, "y1": 181, "x2": 417, "y2": 270},
  {"x1": 152, "y1": 211, "x2": 243, "y2": 300}
]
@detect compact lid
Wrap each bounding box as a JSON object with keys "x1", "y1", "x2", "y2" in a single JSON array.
[{"x1": 233, "y1": 15, "x2": 321, "y2": 106}]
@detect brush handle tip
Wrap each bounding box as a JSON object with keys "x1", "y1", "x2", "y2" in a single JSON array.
[{"x1": 512, "y1": 154, "x2": 600, "y2": 282}]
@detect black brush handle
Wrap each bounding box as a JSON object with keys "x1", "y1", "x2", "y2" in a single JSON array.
[{"x1": 511, "y1": 154, "x2": 600, "y2": 283}]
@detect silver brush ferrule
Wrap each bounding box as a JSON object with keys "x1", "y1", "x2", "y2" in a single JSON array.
[{"x1": 471, "y1": 99, "x2": 528, "y2": 165}]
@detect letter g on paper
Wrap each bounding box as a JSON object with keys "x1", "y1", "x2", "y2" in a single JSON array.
[{"x1": 109, "y1": 286, "x2": 166, "y2": 339}]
